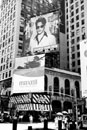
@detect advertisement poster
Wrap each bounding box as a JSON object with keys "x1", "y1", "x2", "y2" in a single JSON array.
[
  {"x1": 24, "y1": 11, "x2": 60, "y2": 54},
  {"x1": 11, "y1": 54, "x2": 45, "y2": 94},
  {"x1": 80, "y1": 39, "x2": 87, "y2": 97}
]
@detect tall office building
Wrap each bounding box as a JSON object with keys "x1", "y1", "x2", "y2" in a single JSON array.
[
  {"x1": 65, "y1": 0, "x2": 87, "y2": 73},
  {"x1": 0, "y1": 0, "x2": 25, "y2": 90}
]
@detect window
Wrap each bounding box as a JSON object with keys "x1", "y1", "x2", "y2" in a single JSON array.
[
  {"x1": 66, "y1": 15, "x2": 68, "y2": 19},
  {"x1": 67, "y1": 48, "x2": 69, "y2": 53},
  {"x1": 77, "y1": 52, "x2": 80, "y2": 57},
  {"x1": 20, "y1": 27, "x2": 24, "y2": 32},
  {"x1": 81, "y1": 27, "x2": 85, "y2": 33},
  {"x1": 71, "y1": 5, "x2": 74, "y2": 10},
  {"x1": 72, "y1": 61, "x2": 75, "y2": 67},
  {"x1": 76, "y1": 22, "x2": 79, "y2": 28},
  {"x1": 67, "y1": 41, "x2": 69, "y2": 46},
  {"x1": 45, "y1": 75, "x2": 48, "y2": 91},
  {"x1": 72, "y1": 53, "x2": 75, "y2": 59},
  {"x1": 9, "y1": 70, "x2": 11, "y2": 77},
  {"x1": 75, "y1": 2, "x2": 79, "y2": 7},
  {"x1": 81, "y1": 12, "x2": 84, "y2": 18},
  {"x1": 81, "y1": 5, "x2": 84, "y2": 11},
  {"x1": 67, "y1": 28, "x2": 69, "y2": 32},
  {"x1": 10, "y1": 61, "x2": 12, "y2": 67},
  {"x1": 5, "y1": 72, "x2": 8, "y2": 78},
  {"x1": 71, "y1": 25, "x2": 74, "y2": 30},
  {"x1": 81, "y1": 19, "x2": 85, "y2": 25},
  {"x1": 77, "y1": 60, "x2": 80, "y2": 65},
  {"x1": 71, "y1": 39, "x2": 75, "y2": 44},
  {"x1": 65, "y1": 79, "x2": 70, "y2": 96},
  {"x1": 71, "y1": 32, "x2": 74, "y2": 37},
  {"x1": 76, "y1": 29, "x2": 80, "y2": 35},
  {"x1": 82, "y1": 34, "x2": 85, "y2": 40},
  {"x1": 19, "y1": 35, "x2": 23, "y2": 41},
  {"x1": 76, "y1": 8, "x2": 79, "y2": 14},
  {"x1": 77, "y1": 37, "x2": 80, "y2": 42},
  {"x1": 78, "y1": 68, "x2": 81, "y2": 74},
  {"x1": 13, "y1": 12, "x2": 15, "y2": 18},
  {"x1": 71, "y1": 46, "x2": 75, "y2": 52},
  {"x1": 10, "y1": 15, "x2": 12, "y2": 20},
  {"x1": 71, "y1": 18, "x2": 74, "y2": 23},
  {"x1": 76, "y1": 15, "x2": 79, "y2": 20},
  {"x1": 71, "y1": 11, "x2": 74, "y2": 16},
  {"x1": 70, "y1": 0, "x2": 74, "y2": 4},
  {"x1": 81, "y1": 0, "x2": 84, "y2": 4},
  {"x1": 77, "y1": 44, "x2": 80, "y2": 50},
  {"x1": 67, "y1": 34, "x2": 69, "y2": 39},
  {"x1": 54, "y1": 77, "x2": 59, "y2": 95},
  {"x1": 75, "y1": 81, "x2": 80, "y2": 98},
  {"x1": 67, "y1": 56, "x2": 69, "y2": 61}
]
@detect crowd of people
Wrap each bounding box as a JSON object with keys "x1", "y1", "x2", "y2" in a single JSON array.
[{"x1": 54, "y1": 112, "x2": 81, "y2": 130}]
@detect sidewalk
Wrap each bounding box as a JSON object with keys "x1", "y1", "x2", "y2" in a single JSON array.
[{"x1": 0, "y1": 122, "x2": 55, "y2": 130}]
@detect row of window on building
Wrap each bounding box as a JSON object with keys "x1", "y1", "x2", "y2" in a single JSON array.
[
  {"x1": 0, "y1": 69, "x2": 12, "y2": 81},
  {"x1": 45, "y1": 75, "x2": 80, "y2": 98}
]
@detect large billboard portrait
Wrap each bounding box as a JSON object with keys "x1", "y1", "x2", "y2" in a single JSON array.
[
  {"x1": 24, "y1": 11, "x2": 60, "y2": 54},
  {"x1": 11, "y1": 54, "x2": 45, "y2": 95}
]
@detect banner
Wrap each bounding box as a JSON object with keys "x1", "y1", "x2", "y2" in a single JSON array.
[
  {"x1": 24, "y1": 11, "x2": 60, "y2": 54},
  {"x1": 11, "y1": 54, "x2": 45, "y2": 94},
  {"x1": 80, "y1": 39, "x2": 87, "y2": 97}
]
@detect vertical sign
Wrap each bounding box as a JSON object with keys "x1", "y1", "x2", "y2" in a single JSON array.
[{"x1": 80, "y1": 39, "x2": 87, "y2": 97}]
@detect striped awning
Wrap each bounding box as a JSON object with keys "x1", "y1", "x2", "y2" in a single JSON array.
[
  {"x1": 8, "y1": 93, "x2": 52, "y2": 111},
  {"x1": 15, "y1": 103, "x2": 52, "y2": 111}
]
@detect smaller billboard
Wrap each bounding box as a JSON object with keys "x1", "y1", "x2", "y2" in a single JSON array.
[
  {"x1": 80, "y1": 39, "x2": 87, "y2": 97},
  {"x1": 11, "y1": 54, "x2": 45, "y2": 94}
]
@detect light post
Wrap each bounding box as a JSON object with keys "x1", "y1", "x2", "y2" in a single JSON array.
[{"x1": 75, "y1": 87, "x2": 79, "y2": 130}]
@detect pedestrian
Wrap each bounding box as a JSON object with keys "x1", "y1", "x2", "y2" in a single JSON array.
[{"x1": 29, "y1": 115, "x2": 33, "y2": 123}]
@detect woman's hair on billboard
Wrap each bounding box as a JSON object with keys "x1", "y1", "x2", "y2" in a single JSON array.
[{"x1": 35, "y1": 17, "x2": 46, "y2": 27}]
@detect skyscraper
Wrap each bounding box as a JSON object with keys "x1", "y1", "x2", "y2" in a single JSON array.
[{"x1": 65, "y1": 0, "x2": 86, "y2": 73}]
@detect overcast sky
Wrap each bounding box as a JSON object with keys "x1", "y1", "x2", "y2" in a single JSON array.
[{"x1": 0, "y1": 0, "x2": 2, "y2": 6}]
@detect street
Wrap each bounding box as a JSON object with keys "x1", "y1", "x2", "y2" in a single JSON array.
[
  {"x1": 0, "y1": 122, "x2": 85, "y2": 130},
  {"x1": 0, "y1": 122, "x2": 55, "y2": 130}
]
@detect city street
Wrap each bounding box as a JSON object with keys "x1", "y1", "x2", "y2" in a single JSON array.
[
  {"x1": 0, "y1": 122, "x2": 55, "y2": 130},
  {"x1": 0, "y1": 122, "x2": 85, "y2": 130}
]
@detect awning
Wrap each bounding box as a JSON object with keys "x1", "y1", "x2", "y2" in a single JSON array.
[
  {"x1": 16, "y1": 103, "x2": 52, "y2": 111},
  {"x1": 8, "y1": 93, "x2": 52, "y2": 112}
]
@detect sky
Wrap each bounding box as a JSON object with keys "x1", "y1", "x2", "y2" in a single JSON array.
[{"x1": 0, "y1": 0, "x2": 2, "y2": 6}]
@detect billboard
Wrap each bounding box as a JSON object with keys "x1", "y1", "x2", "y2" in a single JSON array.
[
  {"x1": 24, "y1": 11, "x2": 60, "y2": 54},
  {"x1": 11, "y1": 54, "x2": 45, "y2": 94},
  {"x1": 80, "y1": 39, "x2": 87, "y2": 97}
]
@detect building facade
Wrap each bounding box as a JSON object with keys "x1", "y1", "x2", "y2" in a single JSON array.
[
  {"x1": 45, "y1": 67, "x2": 84, "y2": 115},
  {"x1": 0, "y1": 0, "x2": 66, "y2": 88},
  {"x1": 0, "y1": 0, "x2": 84, "y2": 115},
  {"x1": 65, "y1": 0, "x2": 87, "y2": 73}
]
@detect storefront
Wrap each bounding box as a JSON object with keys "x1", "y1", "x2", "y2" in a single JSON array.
[{"x1": 8, "y1": 93, "x2": 52, "y2": 121}]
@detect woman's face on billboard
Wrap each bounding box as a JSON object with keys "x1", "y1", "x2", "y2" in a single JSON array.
[{"x1": 36, "y1": 22, "x2": 45, "y2": 35}]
